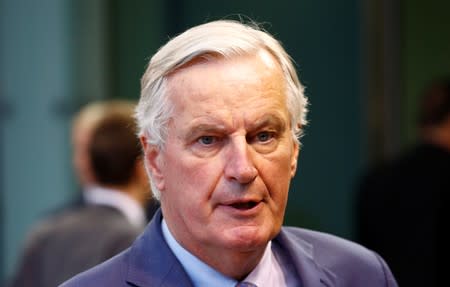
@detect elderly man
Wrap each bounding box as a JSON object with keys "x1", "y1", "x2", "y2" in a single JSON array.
[{"x1": 61, "y1": 20, "x2": 397, "y2": 287}]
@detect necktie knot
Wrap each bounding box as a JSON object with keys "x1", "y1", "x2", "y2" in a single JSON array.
[{"x1": 235, "y1": 282, "x2": 257, "y2": 287}]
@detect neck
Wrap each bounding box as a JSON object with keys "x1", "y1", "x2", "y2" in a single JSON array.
[
  {"x1": 163, "y1": 216, "x2": 267, "y2": 280},
  {"x1": 193, "y1": 245, "x2": 266, "y2": 280}
]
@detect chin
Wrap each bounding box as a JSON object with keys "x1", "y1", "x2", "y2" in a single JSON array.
[{"x1": 221, "y1": 225, "x2": 273, "y2": 251}]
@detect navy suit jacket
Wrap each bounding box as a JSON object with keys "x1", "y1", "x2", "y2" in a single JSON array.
[{"x1": 61, "y1": 209, "x2": 397, "y2": 287}]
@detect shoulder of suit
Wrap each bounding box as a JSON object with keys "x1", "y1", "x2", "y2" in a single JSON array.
[
  {"x1": 26, "y1": 205, "x2": 141, "y2": 243},
  {"x1": 279, "y1": 226, "x2": 384, "y2": 269}
]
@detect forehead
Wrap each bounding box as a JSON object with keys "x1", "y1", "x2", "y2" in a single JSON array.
[
  {"x1": 164, "y1": 50, "x2": 290, "y2": 136},
  {"x1": 166, "y1": 50, "x2": 286, "y2": 105}
]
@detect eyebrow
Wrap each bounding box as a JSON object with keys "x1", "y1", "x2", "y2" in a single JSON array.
[
  {"x1": 183, "y1": 119, "x2": 228, "y2": 141},
  {"x1": 247, "y1": 113, "x2": 287, "y2": 132}
]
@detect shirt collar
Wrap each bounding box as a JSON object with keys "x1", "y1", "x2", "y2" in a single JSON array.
[
  {"x1": 243, "y1": 241, "x2": 286, "y2": 286},
  {"x1": 84, "y1": 185, "x2": 146, "y2": 228}
]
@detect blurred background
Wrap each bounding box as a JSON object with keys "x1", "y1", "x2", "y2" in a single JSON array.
[{"x1": 1, "y1": 0, "x2": 449, "y2": 282}]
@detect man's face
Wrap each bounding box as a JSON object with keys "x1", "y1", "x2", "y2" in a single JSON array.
[{"x1": 143, "y1": 50, "x2": 299, "y2": 257}]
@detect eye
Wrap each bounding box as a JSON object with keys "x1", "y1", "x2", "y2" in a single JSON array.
[
  {"x1": 198, "y1": 135, "x2": 216, "y2": 145},
  {"x1": 256, "y1": 131, "x2": 273, "y2": 142}
]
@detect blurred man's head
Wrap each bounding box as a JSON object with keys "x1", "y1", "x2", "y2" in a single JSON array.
[
  {"x1": 89, "y1": 113, "x2": 140, "y2": 186},
  {"x1": 418, "y1": 79, "x2": 450, "y2": 151},
  {"x1": 89, "y1": 110, "x2": 149, "y2": 205},
  {"x1": 72, "y1": 101, "x2": 137, "y2": 187}
]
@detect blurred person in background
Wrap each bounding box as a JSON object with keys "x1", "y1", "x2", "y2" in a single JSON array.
[
  {"x1": 62, "y1": 20, "x2": 397, "y2": 287},
  {"x1": 8, "y1": 100, "x2": 152, "y2": 287},
  {"x1": 356, "y1": 79, "x2": 450, "y2": 286},
  {"x1": 68, "y1": 101, "x2": 159, "y2": 219}
]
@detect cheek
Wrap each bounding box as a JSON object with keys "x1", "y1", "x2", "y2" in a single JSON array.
[
  {"x1": 163, "y1": 151, "x2": 221, "y2": 198},
  {"x1": 161, "y1": 158, "x2": 220, "y2": 226},
  {"x1": 260, "y1": 154, "x2": 293, "y2": 199}
]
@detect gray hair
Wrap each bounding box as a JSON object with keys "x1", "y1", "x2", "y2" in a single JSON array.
[{"x1": 135, "y1": 19, "x2": 308, "y2": 199}]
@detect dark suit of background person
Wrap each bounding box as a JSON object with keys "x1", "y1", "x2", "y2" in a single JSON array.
[
  {"x1": 356, "y1": 79, "x2": 450, "y2": 287},
  {"x1": 62, "y1": 20, "x2": 398, "y2": 287},
  {"x1": 8, "y1": 101, "x2": 152, "y2": 287}
]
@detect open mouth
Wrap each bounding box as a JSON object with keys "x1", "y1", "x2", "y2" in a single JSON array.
[{"x1": 230, "y1": 201, "x2": 258, "y2": 210}]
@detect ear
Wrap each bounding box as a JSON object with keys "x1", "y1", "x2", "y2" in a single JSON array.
[
  {"x1": 140, "y1": 135, "x2": 166, "y2": 191},
  {"x1": 131, "y1": 158, "x2": 151, "y2": 205},
  {"x1": 134, "y1": 158, "x2": 149, "y2": 187},
  {"x1": 290, "y1": 141, "x2": 299, "y2": 178}
]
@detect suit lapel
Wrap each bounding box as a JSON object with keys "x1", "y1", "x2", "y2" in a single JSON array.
[
  {"x1": 275, "y1": 228, "x2": 337, "y2": 287},
  {"x1": 125, "y1": 209, "x2": 194, "y2": 287}
]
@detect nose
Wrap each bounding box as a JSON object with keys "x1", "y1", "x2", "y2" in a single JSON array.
[{"x1": 224, "y1": 137, "x2": 258, "y2": 184}]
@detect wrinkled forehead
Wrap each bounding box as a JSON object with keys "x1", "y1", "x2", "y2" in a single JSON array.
[
  {"x1": 164, "y1": 50, "x2": 288, "y2": 122},
  {"x1": 166, "y1": 49, "x2": 284, "y2": 97}
]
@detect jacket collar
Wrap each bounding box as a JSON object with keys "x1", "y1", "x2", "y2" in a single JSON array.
[
  {"x1": 274, "y1": 228, "x2": 337, "y2": 287},
  {"x1": 125, "y1": 209, "x2": 194, "y2": 287}
]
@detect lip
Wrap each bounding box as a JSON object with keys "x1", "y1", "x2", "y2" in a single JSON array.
[{"x1": 218, "y1": 199, "x2": 264, "y2": 216}]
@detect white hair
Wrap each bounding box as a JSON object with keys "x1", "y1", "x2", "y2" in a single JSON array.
[{"x1": 135, "y1": 19, "x2": 308, "y2": 199}]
